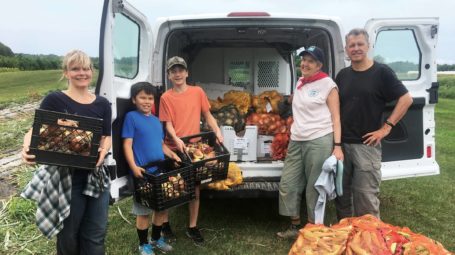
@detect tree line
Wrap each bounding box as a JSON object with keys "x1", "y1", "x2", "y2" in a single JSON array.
[
  {"x1": 0, "y1": 42, "x2": 98, "y2": 71},
  {"x1": 0, "y1": 54, "x2": 99, "y2": 71},
  {"x1": 438, "y1": 64, "x2": 455, "y2": 72},
  {"x1": 0, "y1": 54, "x2": 62, "y2": 70}
]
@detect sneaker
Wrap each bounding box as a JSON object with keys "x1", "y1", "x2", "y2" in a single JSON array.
[
  {"x1": 138, "y1": 243, "x2": 154, "y2": 255},
  {"x1": 276, "y1": 224, "x2": 300, "y2": 239},
  {"x1": 151, "y1": 237, "x2": 173, "y2": 253},
  {"x1": 161, "y1": 223, "x2": 176, "y2": 243},
  {"x1": 186, "y1": 227, "x2": 204, "y2": 245}
]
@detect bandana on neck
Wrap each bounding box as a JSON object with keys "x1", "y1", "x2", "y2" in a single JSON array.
[{"x1": 296, "y1": 71, "x2": 328, "y2": 90}]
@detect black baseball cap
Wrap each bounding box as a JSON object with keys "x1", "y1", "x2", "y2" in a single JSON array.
[{"x1": 299, "y1": 46, "x2": 325, "y2": 63}]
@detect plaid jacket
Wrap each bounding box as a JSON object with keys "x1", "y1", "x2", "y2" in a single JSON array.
[{"x1": 21, "y1": 165, "x2": 110, "y2": 239}]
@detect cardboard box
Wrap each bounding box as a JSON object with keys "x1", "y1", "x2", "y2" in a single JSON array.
[
  {"x1": 221, "y1": 125, "x2": 257, "y2": 162},
  {"x1": 257, "y1": 135, "x2": 274, "y2": 158}
]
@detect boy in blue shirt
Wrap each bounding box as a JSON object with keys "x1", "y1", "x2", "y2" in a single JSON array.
[{"x1": 122, "y1": 82, "x2": 180, "y2": 255}]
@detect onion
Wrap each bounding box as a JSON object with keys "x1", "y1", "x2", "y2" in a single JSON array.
[
  {"x1": 268, "y1": 124, "x2": 277, "y2": 133},
  {"x1": 251, "y1": 114, "x2": 259, "y2": 123},
  {"x1": 286, "y1": 116, "x2": 294, "y2": 126},
  {"x1": 278, "y1": 126, "x2": 287, "y2": 134}
]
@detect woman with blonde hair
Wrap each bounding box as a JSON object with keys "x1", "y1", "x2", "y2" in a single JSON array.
[{"x1": 21, "y1": 49, "x2": 112, "y2": 255}]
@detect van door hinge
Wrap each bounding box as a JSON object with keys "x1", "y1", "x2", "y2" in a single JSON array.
[
  {"x1": 426, "y1": 81, "x2": 439, "y2": 104},
  {"x1": 112, "y1": 0, "x2": 124, "y2": 14},
  {"x1": 431, "y1": 25, "x2": 438, "y2": 39}
]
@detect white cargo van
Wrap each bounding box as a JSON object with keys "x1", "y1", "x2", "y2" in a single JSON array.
[{"x1": 97, "y1": 0, "x2": 440, "y2": 200}]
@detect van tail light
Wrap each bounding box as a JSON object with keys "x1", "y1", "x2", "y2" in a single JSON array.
[
  {"x1": 227, "y1": 12, "x2": 271, "y2": 17},
  {"x1": 426, "y1": 145, "x2": 432, "y2": 158}
]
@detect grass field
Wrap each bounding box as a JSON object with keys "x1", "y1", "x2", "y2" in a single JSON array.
[
  {"x1": 0, "y1": 70, "x2": 66, "y2": 109},
  {"x1": 0, "y1": 70, "x2": 98, "y2": 109},
  {"x1": 438, "y1": 74, "x2": 455, "y2": 99},
  {"x1": 0, "y1": 71, "x2": 454, "y2": 254},
  {"x1": 0, "y1": 114, "x2": 33, "y2": 152}
]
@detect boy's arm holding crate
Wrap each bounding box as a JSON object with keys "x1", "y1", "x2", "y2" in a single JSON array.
[
  {"x1": 162, "y1": 142, "x2": 181, "y2": 163},
  {"x1": 164, "y1": 121, "x2": 186, "y2": 153},
  {"x1": 123, "y1": 138, "x2": 145, "y2": 178},
  {"x1": 202, "y1": 110, "x2": 223, "y2": 143}
]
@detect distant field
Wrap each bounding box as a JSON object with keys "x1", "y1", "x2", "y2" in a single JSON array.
[
  {"x1": 0, "y1": 70, "x2": 98, "y2": 109},
  {"x1": 0, "y1": 70, "x2": 66, "y2": 108}
]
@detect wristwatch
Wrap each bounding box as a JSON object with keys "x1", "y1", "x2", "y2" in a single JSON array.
[{"x1": 385, "y1": 120, "x2": 395, "y2": 128}]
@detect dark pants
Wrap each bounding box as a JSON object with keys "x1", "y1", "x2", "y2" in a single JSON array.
[{"x1": 57, "y1": 174, "x2": 110, "y2": 255}]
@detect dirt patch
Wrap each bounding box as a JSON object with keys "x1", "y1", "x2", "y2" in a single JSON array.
[
  {"x1": 0, "y1": 151, "x2": 21, "y2": 200},
  {"x1": 0, "y1": 102, "x2": 37, "y2": 199},
  {"x1": 0, "y1": 178, "x2": 17, "y2": 200},
  {"x1": 0, "y1": 101, "x2": 39, "y2": 120}
]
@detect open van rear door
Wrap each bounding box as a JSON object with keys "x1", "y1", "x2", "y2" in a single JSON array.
[
  {"x1": 364, "y1": 18, "x2": 439, "y2": 180},
  {"x1": 98, "y1": 0, "x2": 153, "y2": 200}
]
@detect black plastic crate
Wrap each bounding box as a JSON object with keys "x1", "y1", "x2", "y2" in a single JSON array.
[
  {"x1": 29, "y1": 109, "x2": 103, "y2": 170},
  {"x1": 134, "y1": 159, "x2": 195, "y2": 211},
  {"x1": 180, "y1": 131, "x2": 230, "y2": 184}
]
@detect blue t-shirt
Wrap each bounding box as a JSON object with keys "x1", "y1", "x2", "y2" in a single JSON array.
[{"x1": 122, "y1": 110, "x2": 165, "y2": 174}]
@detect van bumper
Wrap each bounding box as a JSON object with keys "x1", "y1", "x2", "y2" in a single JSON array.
[{"x1": 201, "y1": 177, "x2": 280, "y2": 198}]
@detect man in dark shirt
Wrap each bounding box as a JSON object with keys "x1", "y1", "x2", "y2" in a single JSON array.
[{"x1": 335, "y1": 28, "x2": 413, "y2": 219}]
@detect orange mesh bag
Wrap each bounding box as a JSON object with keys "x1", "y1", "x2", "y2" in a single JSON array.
[{"x1": 289, "y1": 224, "x2": 351, "y2": 255}]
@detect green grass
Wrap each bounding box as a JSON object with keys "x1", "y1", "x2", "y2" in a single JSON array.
[
  {"x1": 0, "y1": 70, "x2": 66, "y2": 109},
  {"x1": 105, "y1": 198, "x2": 293, "y2": 255},
  {"x1": 0, "y1": 114, "x2": 33, "y2": 152},
  {"x1": 0, "y1": 72, "x2": 454, "y2": 254},
  {"x1": 379, "y1": 98, "x2": 455, "y2": 248},
  {"x1": 0, "y1": 70, "x2": 98, "y2": 109},
  {"x1": 439, "y1": 74, "x2": 455, "y2": 99},
  {"x1": 0, "y1": 67, "x2": 20, "y2": 73}
]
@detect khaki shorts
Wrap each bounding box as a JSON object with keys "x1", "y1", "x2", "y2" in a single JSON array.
[{"x1": 335, "y1": 143, "x2": 382, "y2": 219}]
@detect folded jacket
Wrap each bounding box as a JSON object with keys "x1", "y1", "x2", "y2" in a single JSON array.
[{"x1": 21, "y1": 164, "x2": 110, "y2": 238}]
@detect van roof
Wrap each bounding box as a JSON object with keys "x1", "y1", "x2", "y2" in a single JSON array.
[{"x1": 155, "y1": 12, "x2": 342, "y2": 25}]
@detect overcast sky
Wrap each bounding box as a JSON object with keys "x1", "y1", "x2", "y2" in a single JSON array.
[{"x1": 1, "y1": 0, "x2": 454, "y2": 64}]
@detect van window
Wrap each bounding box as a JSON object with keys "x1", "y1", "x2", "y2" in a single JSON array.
[
  {"x1": 373, "y1": 30, "x2": 420, "y2": 80},
  {"x1": 227, "y1": 60, "x2": 251, "y2": 88},
  {"x1": 113, "y1": 13, "x2": 140, "y2": 79}
]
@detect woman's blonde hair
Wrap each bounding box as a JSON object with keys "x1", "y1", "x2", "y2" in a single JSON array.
[
  {"x1": 62, "y1": 49, "x2": 93, "y2": 71},
  {"x1": 61, "y1": 49, "x2": 93, "y2": 81}
]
